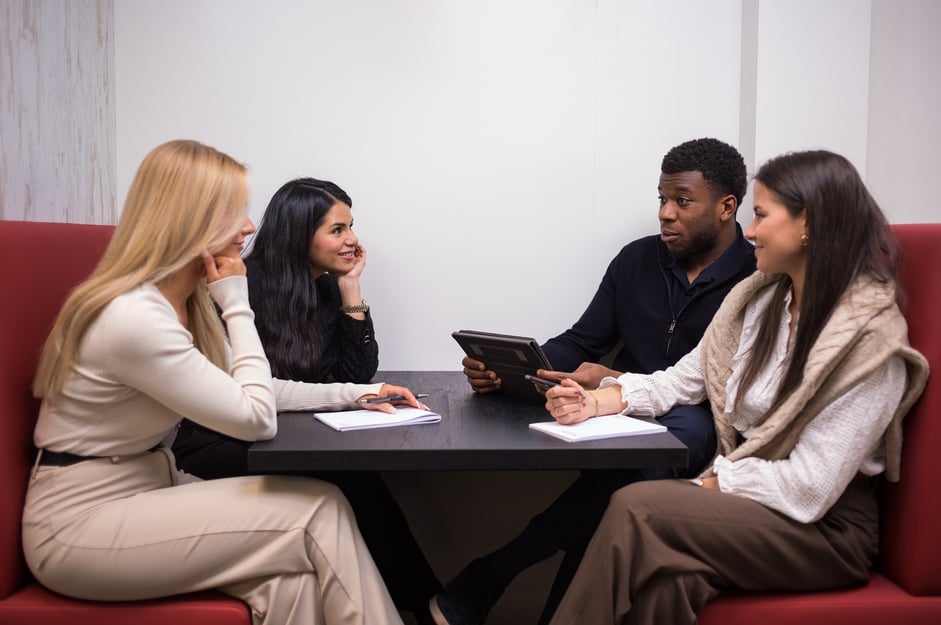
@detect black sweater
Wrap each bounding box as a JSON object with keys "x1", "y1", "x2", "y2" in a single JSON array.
[{"x1": 542, "y1": 227, "x2": 756, "y2": 375}]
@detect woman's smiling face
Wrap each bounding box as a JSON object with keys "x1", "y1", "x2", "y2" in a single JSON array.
[
  {"x1": 745, "y1": 181, "x2": 807, "y2": 278},
  {"x1": 308, "y1": 202, "x2": 358, "y2": 276}
]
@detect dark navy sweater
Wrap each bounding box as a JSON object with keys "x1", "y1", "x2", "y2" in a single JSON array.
[{"x1": 541, "y1": 226, "x2": 756, "y2": 375}]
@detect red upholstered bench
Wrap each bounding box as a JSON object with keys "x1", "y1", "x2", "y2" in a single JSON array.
[
  {"x1": 0, "y1": 221, "x2": 250, "y2": 625},
  {"x1": 699, "y1": 223, "x2": 941, "y2": 624},
  {"x1": 3, "y1": 220, "x2": 940, "y2": 624}
]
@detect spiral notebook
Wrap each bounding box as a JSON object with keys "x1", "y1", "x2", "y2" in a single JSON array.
[{"x1": 314, "y1": 407, "x2": 441, "y2": 432}]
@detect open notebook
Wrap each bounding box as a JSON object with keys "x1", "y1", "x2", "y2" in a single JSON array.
[
  {"x1": 314, "y1": 407, "x2": 441, "y2": 432},
  {"x1": 529, "y1": 414, "x2": 666, "y2": 442}
]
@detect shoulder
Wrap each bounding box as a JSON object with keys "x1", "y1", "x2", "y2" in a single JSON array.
[
  {"x1": 713, "y1": 272, "x2": 781, "y2": 323},
  {"x1": 840, "y1": 276, "x2": 907, "y2": 340},
  {"x1": 101, "y1": 284, "x2": 175, "y2": 323},
  {"x1": 92, "y1": 284, "x2": 189, "y2": 357},
  {"x1": 730, "y1": 228, "x2": 758, "y2": 270},
  {"x1": 608, "y1": 234, "x2": 664, "y2": 267}
]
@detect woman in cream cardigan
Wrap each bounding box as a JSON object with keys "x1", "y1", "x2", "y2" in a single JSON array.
[
  {"x1": 23, "y1": 140, "x2": 422, "y2": 625},
  {"x1": 540, "y1": 150, "x2": 929, "y2": 625}
]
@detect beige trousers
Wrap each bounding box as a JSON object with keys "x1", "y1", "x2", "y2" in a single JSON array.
[{"x1": 22, "y1": 448, "x2": 403, "y2": 625}]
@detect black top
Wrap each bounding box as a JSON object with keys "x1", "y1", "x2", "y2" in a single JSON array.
[
  {"x1": 541, "y1": 226, "x2": 756, "y2": 374},
  {"x1": 246, "y1": 267, "x2": 379, "y2": 383},
  {"x1": 172, "y1": 269, "x2": 379, "y2": 478}
]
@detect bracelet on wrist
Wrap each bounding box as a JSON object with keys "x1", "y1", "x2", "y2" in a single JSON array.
[{"x1": 340, "y1": 299, "x2": 369, "y2": 314}]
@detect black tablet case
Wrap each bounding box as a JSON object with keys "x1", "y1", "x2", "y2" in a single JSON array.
[{"x1": 452, "y1": 330, "x2": 553, "y2": 401}]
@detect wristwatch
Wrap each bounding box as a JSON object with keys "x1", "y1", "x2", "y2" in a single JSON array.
[{"x1": 340, "y1": 299, "x2": 369, "y2": 314}]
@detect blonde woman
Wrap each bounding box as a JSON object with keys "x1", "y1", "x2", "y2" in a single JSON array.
[{"x1": 22, "y1": 140, "x2": 418, "y2": 625}]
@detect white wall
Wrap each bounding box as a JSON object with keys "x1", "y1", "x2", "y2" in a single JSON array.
[
  {"x1": 751, "y1": 0, "x2": 873, "y2": 173},
  {"x1": 867, "y1": 0, "x2": 941, "y2": 220},
  {"x1": 115, "y1": 0, "x2": 742, "y2": 370},
  {"x1": 111, "y1": 0, "x2": 941, "y2": 370}
]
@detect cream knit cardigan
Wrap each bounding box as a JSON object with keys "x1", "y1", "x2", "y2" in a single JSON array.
[{"x1": 700, "y1": 271, "x2": 929, "y2": 482}]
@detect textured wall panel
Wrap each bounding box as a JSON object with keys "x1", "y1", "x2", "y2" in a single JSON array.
[{"x1": 1, "y1": 0, "x2": 115, "y2": 223}]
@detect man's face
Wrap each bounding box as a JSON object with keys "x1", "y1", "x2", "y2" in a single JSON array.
[{"x1": 657, "y1": 170, "x2": 725, "y2": 260}]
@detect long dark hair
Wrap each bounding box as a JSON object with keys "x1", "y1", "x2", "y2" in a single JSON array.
[
  {"x1": 243, "y1": 177, "x2": 352, "y2": 380},
  {"x1": 736, "y1": 150, "x2": 897, "y2": 408}
]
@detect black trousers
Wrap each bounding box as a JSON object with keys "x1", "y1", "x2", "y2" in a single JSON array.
[{"x1": 171, "y1": 420, "x2": 442, "y2": 612}]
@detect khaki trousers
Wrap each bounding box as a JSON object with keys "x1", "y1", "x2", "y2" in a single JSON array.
[
  {"x1": 22, "y1": 448, "x2": 402, "y2": 625},
  {"x1": 548, "y1": 478, "x2": 878, "y2": 625}
]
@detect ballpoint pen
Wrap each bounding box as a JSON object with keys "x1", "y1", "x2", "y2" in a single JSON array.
[{"x1": 360, "y1": 393, "x2": 430, "y2": 404}]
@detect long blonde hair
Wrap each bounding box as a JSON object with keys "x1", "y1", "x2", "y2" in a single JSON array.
[{"x1": 33, "y1": 140, "x2": 250, "y2": 398}]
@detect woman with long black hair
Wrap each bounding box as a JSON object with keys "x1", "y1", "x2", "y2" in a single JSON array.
[
  {"x1": 539, "y1": 150, "x2": 929, "y2": 625},
  {"x1": 173, "y1": 178, "x2": 441, "y2": 624}
]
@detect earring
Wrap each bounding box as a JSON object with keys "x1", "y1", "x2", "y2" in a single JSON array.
[{"x1": 801, "y1": 234, "x2": 809, "y2": 247}]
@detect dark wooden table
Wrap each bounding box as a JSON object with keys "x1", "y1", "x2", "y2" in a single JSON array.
[{"x1": 247, "y1": 371, "x2": 688, "y2": 472}]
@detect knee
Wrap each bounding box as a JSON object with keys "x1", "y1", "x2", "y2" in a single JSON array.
[
  {"x1": 608, "y1": 480, "x2": 663, "y2": 512},
  {"x1": 608, "y1": 480, "x2": 695, "y2": 520},
  {"x1": 305, "y1": 477, "x2": 352, "y2": 511},
  {"x1": 268, "y1": 475, "x2": 356, "y2": 517}
]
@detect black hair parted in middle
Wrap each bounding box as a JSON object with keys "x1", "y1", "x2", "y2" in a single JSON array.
[{"x1": 661, "y1": 137, "x2": 748, "y2": 207}]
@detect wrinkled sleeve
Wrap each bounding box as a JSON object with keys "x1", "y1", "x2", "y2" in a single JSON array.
[
  {"x1": 107, "y1": 277, "x2": 277, "y2": 441},
  {"x1": 329, "y1": 311, "x2": 379, "y2": 383},
  {"x1": 542, "y1": 256, "x2": 623, "y2": 371},
  {"x1": 274, "y1": 378, "x2": 383, "y2": 412},
  {"x1": 714, "y1": 356, "x2": 906, "y2": 522},
  {"x1": 601, "y1": 342, "x2": 707, "y2": 417}
]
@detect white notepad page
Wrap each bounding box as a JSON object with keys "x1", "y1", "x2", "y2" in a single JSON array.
[
  {"x1": 529, "y1": 414, "x2": 666, "y2": 442},
  {"x1": 315, "y1": 407, "x2": 441, "y2": 432}
]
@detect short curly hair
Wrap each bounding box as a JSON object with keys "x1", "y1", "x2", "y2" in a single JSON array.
[{"x1": 661, "y1": 138, "x2": 747, "y2": 206}]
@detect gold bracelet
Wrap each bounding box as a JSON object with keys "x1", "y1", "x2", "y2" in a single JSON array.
[
  {"x1": 339, "y1": 299, "x2": 369, "y2": 314},
  {"x1": 589, "y1": 391, "x2": 599, "y2": 418}
]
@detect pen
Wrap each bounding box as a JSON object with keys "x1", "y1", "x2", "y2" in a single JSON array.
[
  {"x1": 360, "y1": 394, "x2": 430, "y2": 404},
  {"x1": 524, "y1": 374, "x2": 560, "y2": 388}
]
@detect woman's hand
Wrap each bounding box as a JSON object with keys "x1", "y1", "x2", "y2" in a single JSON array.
[
  {"x1": 347, "y1": 243, "x2": 367, "y2": 280},
  {"x1": 201, "y1": 250, "x2": 247, "y2": 283},
  {"x1": 337, "y1": 244, "x2": 367, "y2": 317},
  {"x1": 537, "y1": 362, "x2": 620, "y2": 391},
  {"x1": 356, "y1": 384, "x2": 429, "y2": 414},
  {"x1": 337, "y1": 243, "x2": 367, "y2": 286},
  {"x1": 691, "y1": 476, "x2": 720, "y2": 490},
  {"x1": 545, "y1": 379, "x2": 590, "y2": 425}
]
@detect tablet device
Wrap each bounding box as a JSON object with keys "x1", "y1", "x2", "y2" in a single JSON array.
[{"x1": 452, "y1": 330, "x2": 553, "y2": 401}]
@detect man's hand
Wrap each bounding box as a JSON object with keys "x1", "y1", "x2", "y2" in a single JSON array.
[
  {"x1": 537, "y1": 362, "x2": 621, "y2": 390},
  {"x1": 462, "y1": 356, "x2": 501, "y2": 393}
]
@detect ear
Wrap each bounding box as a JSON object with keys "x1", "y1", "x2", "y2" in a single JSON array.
[{"x1": 717, "y1": 194, "x2": 737, "y2": 222}]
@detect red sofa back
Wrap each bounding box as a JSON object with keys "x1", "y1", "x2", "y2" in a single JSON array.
[
  {"x1": 0, "y1": 221, "x2": 252, "y2": 624},
  {"x1": 0, "y1": 220, "x2": 115, "y2": 599},
  {"x1": 880, "y1": 223, "x2": 941, "y2": 594}
]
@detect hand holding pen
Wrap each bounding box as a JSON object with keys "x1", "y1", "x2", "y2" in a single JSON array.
[{"x1": 357, "y1": 384, "x2": 430, "y2": 414}]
